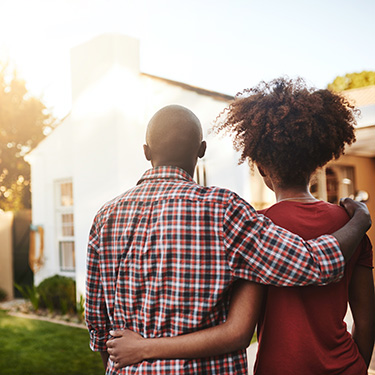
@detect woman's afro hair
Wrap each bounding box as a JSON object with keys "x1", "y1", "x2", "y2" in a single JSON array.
[{"x1": 214, "y1": 77, "x2": 358, "y2": 186}]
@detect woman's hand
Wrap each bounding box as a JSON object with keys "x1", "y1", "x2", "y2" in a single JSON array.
[{"x1": 106, "y1": 329, "x2": 146, "y2": 369}]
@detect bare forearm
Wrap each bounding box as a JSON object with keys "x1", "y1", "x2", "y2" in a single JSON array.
[
  {"x1": 349, "y1": 265, "x2": 375, "y2": 368},
  {"x1": 144, "y1": 281, "x2": 260, "y2": 360},
  {"x1": 352, "y1": 324, "x2": 375, "y2": 367},
  {"x1": 143, "y1": 324, "x2": 252, "y2": 360}
]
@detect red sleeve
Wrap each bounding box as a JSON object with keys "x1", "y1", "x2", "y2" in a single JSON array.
[{"x1": 85, "y1": 215, "x2": 112, "y2": 351}]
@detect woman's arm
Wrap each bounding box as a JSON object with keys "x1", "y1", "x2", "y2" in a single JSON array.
[
  {"x1": 348, "y1": 264, "x2": 375, "y2": 367},
  {"x1": 106, "y1": 280, "x2": 264, "y2": 369}
]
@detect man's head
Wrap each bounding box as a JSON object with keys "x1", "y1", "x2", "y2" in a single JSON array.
[{"x1": 144, "y1": 105, "x2": 206, "y2": 176}]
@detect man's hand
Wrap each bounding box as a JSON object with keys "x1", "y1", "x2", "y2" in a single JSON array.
[
  {"x1": 340, "y1": 198, "x2": 371, "y2": 230},
  {"x1": 106, "y1": 329, "x2": 146, "y2": 369},
  {"x1": 332, "y1": 197, "x2": 372, "y2": 262}
]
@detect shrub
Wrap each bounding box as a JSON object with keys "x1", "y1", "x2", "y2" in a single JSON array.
[
  {"x1": 0, "y1": 288, "x2": 7, "y2": 302},
  {"x1": 76, "y1": 295, "x2": 85, "y2": 322},
  {"x1": 14, "y1": 283, "x2": 39, "y2": 311},
  {"x1": 37, "y1": 275, "x2": 76, "y2": 314}
]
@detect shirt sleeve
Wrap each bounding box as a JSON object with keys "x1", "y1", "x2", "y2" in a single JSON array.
[
  {"x1": 85, "y1": 217, "x2": 111, "y2": 351},
  {"x1": 223, "y1": 194, "x2": 345, "y2": 286}
]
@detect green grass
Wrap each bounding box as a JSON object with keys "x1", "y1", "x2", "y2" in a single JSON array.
[{"x1": 0, "y1": 310, "x2": 104, "y2": 375}]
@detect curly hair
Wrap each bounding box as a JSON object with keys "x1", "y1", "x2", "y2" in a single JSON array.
[{"x1": 214, "y1": 77, "x2": 358, "y2": 187}]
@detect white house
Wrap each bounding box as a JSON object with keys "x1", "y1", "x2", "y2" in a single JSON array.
[
  {"x1": 27, "y1": 33, "x2": 375, "y2": 299},
  {"x1": 26, "y1": 34, "x2": 273, "y2": 298}
]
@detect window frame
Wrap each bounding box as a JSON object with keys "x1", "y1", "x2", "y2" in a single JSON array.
[{"x1": 54, "y1": 179, "x2": 75, "y2": 272}]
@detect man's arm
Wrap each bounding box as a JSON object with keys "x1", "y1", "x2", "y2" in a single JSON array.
[
  {"x1": 85, "y1": 220, "x2": 112, "y2": 354},
  {"x1": 224, "y1": 196, "x2": 371, "y2": 287},
  {"x1": 332, "y1": 198, "x2": 372, "y2": 262},
  {"x1": 106, "y1": 280, "x2": 264, "y2": 368}
]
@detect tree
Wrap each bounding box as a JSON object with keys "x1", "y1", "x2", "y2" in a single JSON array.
[
  {"x1": 328, "y1": 71, "x2": 375, "y2": 92},
  {"x1": 0, "y1": 62, "x2": 56, "y2": 211}
]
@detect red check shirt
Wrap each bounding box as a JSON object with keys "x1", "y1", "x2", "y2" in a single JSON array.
[{"x1": 86, "y1": 166, "x2": 344, "y2": 374}]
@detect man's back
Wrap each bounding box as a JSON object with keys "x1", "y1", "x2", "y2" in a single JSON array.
[{"x1": 86, "y1": 166, "x2": 248, "y2": 374}]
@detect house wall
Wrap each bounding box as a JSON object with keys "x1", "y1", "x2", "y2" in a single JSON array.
[
  {"x1": 28, "y1": 117, "x2": 76, "y2": 284},
  {"x1": 0, "y1": 211, "x2": 14, "y2": 300}
]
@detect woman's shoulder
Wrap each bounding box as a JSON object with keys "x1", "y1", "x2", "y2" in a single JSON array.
[{"x1": 259, "y1": 200, "x2": 348, "y2": 217}]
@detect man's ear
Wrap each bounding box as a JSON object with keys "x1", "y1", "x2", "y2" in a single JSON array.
[
  {"x1": 198, "y1": 141, "x2": 207, "y2": 159},
  {"x1": 143, "y1": 144, "x2": 152, "y2": 161}
]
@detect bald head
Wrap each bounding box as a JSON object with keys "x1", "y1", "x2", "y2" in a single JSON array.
[{"x1": 144, "y1": 105, "x2": 206, "y2": 176}]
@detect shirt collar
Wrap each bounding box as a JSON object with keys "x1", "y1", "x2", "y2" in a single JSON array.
[{"x1": 137, "y1": 166, "x2": 195, "y2": 185}]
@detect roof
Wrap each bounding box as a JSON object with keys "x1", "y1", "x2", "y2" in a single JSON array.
[
  {"x1": 141, "y1": 73, "x2": 234, "y2": 102},
  {"x1": 341, "y1": 85, "x2": 375, "y2": 107}
]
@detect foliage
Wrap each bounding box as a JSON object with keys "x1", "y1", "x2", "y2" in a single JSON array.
[
  {"x1": 14, "y1": 283, "x2": 40, "y2": 311},
  {"x1": 0, "y1": 62, "x2": 56, "y2": 211},
  {"x1": 41, "y1": 291, "x2": 55, "y2": 314},
  {"x1": 328, "y1": 70, "x2": 375, "y2": 92},
  {"x1": 0, "y1": 288, "x2": 7, "y2": 301},
  {"x1": 15, "y1": 275, "x2": 77, "y2": 314},
  {"x1": 76, "y1": 294, "x2": 85, "y2": 322},
  {"x1": 252, "y1": 331, "x2": 258, "y2": 344},
  {"x1": 37, "y1": 275, "x2": 76, "y2": 314},
  {"x1": 0, "y1": 310, "x2": 103, "y2": 375}
]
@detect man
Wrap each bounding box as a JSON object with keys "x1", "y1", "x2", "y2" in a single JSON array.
[{"x1": 86, "y1": 105, "x2": 371, "y2": 374}]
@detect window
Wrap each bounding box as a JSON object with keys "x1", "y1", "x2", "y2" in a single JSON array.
[
  {"x1": 59, "y1": 242, "x2": 75, "y2": 270},
  {"x1": 311, "y1": 165, "x2": 355, "y2": 204},
  {"x1": 326, "y1": 168, "x2": 339, "y2": 203},
  {"x1": 55, "y1": 180, "x2": 75, "y2": 272}
]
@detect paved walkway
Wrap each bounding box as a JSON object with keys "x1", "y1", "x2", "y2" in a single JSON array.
[
  {"x1": 0, "y1": 299, "x2": 85, "y2": 329},
  {"x1": 370, "y1": 354, "x2": 375, "y2": 375},
  {"x1": 246, "y1": 342, "x2": 258, "y2": 375}
]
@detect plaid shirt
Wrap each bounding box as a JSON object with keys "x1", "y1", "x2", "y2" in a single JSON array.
[{"x1": 86, "y1": 166, "x2": 344, "y2": 374}]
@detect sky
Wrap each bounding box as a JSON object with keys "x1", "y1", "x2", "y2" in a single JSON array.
[{"x1": 0, "y1": 0, "x2": 374, "y2": 118}]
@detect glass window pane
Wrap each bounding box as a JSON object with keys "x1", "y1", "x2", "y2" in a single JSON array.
[
  {"x1": 326, "y1": 167, "x2": 338, "y2": 204},
  {"x1": 61, "y1": 213, "x2": 74, "y2": 236},
  {"x1": 60, "y1": 182, "x2": 73, "y2": 206},
  {"x1": 59, "y1": 242, "x2": 75, "y2": 271}
]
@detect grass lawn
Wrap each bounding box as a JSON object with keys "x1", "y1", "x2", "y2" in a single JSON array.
[{"x1": 0, "y1": 310, "x2": 104, "y2": 375}]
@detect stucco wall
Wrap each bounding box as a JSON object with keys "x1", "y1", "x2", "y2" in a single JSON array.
[{"x1": 0, "y1": 211, "x2": 14, "y2": 300}]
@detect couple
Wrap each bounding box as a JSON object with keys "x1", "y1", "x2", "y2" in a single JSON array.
[{"x1": 85, "y1": 77, "x2": 374, "y2": 374}]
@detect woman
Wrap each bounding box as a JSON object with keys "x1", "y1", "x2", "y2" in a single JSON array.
[{"x1": 106, "y1": 78, "x2": 374, "y2": 374}]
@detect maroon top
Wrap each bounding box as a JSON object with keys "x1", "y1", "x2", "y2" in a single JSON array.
[{"x1": 255, "y1": 200, "x2": 373, "y2": 375}]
